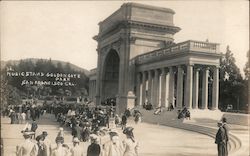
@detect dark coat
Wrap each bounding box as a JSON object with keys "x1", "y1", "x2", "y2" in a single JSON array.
[
  {"x1": 72, "y1": 125, "x2": 82, "y2": 140},
  {"x1": 121, "y1": 115, "x2": 127, "y2": 125},
  {"x1": 223, "y1": 123, "x2": 229, "y2": 156},
  {"x1": 87, "y1": 143, "x2": 100, "y2": 156},
  {"x1": 223, "y1": 124, "x2": 229, "y2": 142},
  {"x1": 215, "y1": 127, "x2": 226, "y2": 156},
  {"x1": 31, "y1": 122, "x2": 38, "y2": 132}
]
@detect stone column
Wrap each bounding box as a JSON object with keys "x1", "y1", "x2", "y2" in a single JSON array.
[
  {"x1": 165, "y1": 71, "x2": 170, "y2": 108},
  {"x1": 161, "y1": 68, "x2": 166, "y2": 107},
  {"x1": 212, "y1": 66, "x2": 219, "y2": 110},
  {"x1": 141, "y1": 71, "x2": 147, "y2": 105},
  {"x1": 184, "y1": 64, "x2": 193, "y2": 109},
  {"x1": 202, "y1": 67, "x2": 209, "y2": 109},
  {"x1": 192, "y1": 68, "x2": 199, "y2": 109},
  {"x1": 148, "y1": 70, "x2": 153, "y2": 104},
  {"x1": 168, "y1": 67, "x2": 175, "y2": 107},
  {"x1": 153, "y1": 69, "x2": 160, "y2": 107},
  {"x1": 136, "y1": 73, "x2": 141, "y2": 106},
  {"x1": 95, "y1": 53, "x2": 101, "y2": 105},
  {"x1": 176, "y1": 66, "x2": 183, "y2": 109}
]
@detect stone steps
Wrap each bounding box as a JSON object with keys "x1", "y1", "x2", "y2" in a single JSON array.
[{"x1": 137, "y1": 108, "x2": 242, "y2": 155}]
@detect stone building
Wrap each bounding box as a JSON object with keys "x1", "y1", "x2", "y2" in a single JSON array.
[{"x1": 89, "y1": 3, "x2": 222, "y2": 114}]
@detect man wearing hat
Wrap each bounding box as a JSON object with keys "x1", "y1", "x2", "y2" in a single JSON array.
[
  {"x1": 36, "y1": 135, "x2": 46, "y2": 156},
  {"x1": 215, "y1": 121, "x2": 226, "y2": 156},
  {"x1": 16, "y1": 131, "x2": 38, "y2": 156},
  {"x1": 222, "y1": 117, "x2": 229, "y2": 156},
  {"x1": 87, "y1": 134, "x2": 101, "y2": 156},
  {"x1": 70, "y1": 137, "x2": 84, "y2": 156},
  {"x1": 42, "y1": 131, "x2": 52, "y2": 156}
]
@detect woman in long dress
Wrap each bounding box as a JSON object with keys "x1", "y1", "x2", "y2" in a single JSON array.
[
  {"x1": 51, "y1": 136, "x2": 70, "y2": 156},
  {"x1": 122, "y1": 127, "x2": 139, "y2": 156}
]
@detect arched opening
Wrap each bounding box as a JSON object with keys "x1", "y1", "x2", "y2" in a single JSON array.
[{"x1": 102, "y1": 49, "x2": 120, "y2": 102}]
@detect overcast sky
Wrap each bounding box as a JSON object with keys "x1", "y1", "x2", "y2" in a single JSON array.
[{"x1": 1, "y1": 1, "x2": 249, "y2": 75}]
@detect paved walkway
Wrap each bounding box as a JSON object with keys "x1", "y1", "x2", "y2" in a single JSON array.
[{"x1": 1, "y1": 114, "x2": 218, "y2": 156}]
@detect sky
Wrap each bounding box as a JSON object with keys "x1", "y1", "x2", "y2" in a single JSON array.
[{"x1": 1, "y1": 1, "x2": 249, "y2": 75}]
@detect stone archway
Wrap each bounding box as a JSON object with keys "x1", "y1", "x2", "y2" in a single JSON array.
[{"x1": 101, "y1": 49, "x2": 120, "y2": 101}]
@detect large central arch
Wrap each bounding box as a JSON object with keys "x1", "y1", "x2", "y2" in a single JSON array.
[{"x1": 101, "y1": 49, "x2": 120, "y2": 101}]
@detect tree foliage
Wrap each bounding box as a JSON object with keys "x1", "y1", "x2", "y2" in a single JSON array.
[
  {"x1": 243, "y1": 50, "x2": 250, "y2": 80},
  {"x1": 2, "y1": 59, "x2": 89, "y2": 105},
  {"x1": 219, "y1": 46, "x2": 247, "y2": 111}
]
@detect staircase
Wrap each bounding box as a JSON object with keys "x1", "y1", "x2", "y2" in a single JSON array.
[{"x1": 137, "y1": 108, "x2": 242, "y2": 155}]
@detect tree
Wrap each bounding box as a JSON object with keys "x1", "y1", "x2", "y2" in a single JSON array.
[
  {"x1": 243, "y1": 50, "x2": 250, "y2": 80},
  {"x1": 219, "y1": 46, "x2": 245, "y2": 111}
]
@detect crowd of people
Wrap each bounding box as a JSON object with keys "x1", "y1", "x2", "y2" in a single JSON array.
[
  {"x1": 3, "y1": 98, "x2": 231, "y2": 156},
  {"x1": 3, "y1": 100, "x2": 141, "y2": 156}
]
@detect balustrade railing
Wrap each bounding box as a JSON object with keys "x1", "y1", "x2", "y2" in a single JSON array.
[{"x1": 136, "y1": 40, "x2": 219, "y2": 64}]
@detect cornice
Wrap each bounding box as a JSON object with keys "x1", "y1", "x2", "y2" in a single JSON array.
[{"x1": 97, "y1": 20, "x2": 180, "y2": 40}]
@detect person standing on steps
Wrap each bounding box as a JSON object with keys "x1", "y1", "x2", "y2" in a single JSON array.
[
  {"x1": 222, "y1": 117, "x2": 229, "y2": 156},
  {"x1": 215, "y1": 121, "x2": 226, "y2": 156}
]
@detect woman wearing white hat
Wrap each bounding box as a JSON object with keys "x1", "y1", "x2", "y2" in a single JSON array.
[
  {"x1": 16, "y1": 131, "x2": 38, "y2": 156},
  {"x1": 122, "y1": 127, "x2": 139, "y2": 156}
]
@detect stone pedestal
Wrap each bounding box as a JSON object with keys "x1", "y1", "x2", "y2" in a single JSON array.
[
  {"x1": 127, "y1": 91, "x2": 136, "y2": 110},
  {"x1": 116, "y1": 91, "x2": 136, "y2": 115}
]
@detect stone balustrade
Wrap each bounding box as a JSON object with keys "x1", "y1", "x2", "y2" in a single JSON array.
[{"x1": 136, "y1": 40, "x2": 220, "y2": 64}]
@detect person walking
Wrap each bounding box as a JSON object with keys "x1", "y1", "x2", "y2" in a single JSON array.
[
  {"x1": 222, "y1": 117, "x2": 229, "y2": 156},
  {"x1": 87, "y1": 134, "x2": 101, "y2": 156},
  {"x1": 72, "y1": 122, "x2": 82, "y2": 141},
  {"x1": 21, "y1": 112, "x2": 27, "y2": 124},
  {"x1": 215, "y1": 121, "x2": 226, "y2": 156},
  {"x1": 121, "y1": 114, "x2": 127, "y2": 130},
  {"x1": 36, "y1": 135, "x2": 47, "y2": 156},
  {"x1": 103, "y1": 131, "x2": 124, "y2": 156},
  {"x1": 114, "y1": 114, "x2": 120, "y2": 127},
  {"x1": 57, "y1": 127, "x2": 64, "y2": 138},
  {"x1": 122, "y1": 127, "x2": 139, "y2": 156},
  {"x1": 134, "y1": 112, "x2": 141, "y2": 124},
  {"x1": 51, "y1": 136, "x2": 70, "y2": 156},
  {"x1": 42, "y1": 131, "x2": 52, "y2": 156},
  {"x1": 70, "y1": 137, "x2": 84, "y2": 156},
  {"x1": 16, "y1": 131, "x2": 38, "y2": 156},
  {"x1": 31, "y1": 120, "x2": 38, "y2": 139}
]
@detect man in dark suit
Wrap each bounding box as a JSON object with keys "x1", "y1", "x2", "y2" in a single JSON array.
[
  {"x1": 215, "y1": 121, "x2": 226, "y2": 156},
  {"x1": 87, "y1": 134, "x2": 100, "y2": 156},
  {"x1": 222, "y1": 117, "x2": 229, "y2": 156}
]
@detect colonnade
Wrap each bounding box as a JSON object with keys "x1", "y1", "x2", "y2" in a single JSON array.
[{"x1": 136, "y1": 65, "x2": 219, "y2": 110}]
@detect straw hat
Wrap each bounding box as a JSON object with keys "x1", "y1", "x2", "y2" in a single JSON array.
[{"x1": 23, "y1": 131, "x2": 34, "y2": 136}]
